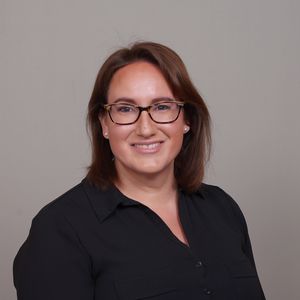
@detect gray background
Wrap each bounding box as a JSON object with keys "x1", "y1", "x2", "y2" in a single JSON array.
[{"x1": 1, "y1": 0, "x2": 299, "y2": 299}]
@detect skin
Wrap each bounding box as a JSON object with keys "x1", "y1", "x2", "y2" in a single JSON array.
[{"x1": 99, "y1": 61, "x2": 190, "y2": 245}]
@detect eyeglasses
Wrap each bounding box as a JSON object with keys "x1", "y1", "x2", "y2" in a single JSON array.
[{"x1": 103, "y1": 100, "x2": 184, "y2": 125}]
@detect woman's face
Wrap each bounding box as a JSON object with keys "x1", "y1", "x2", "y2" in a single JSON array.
[{"x1": 100, "y1": 61, "x2": 189, "y2": 181}]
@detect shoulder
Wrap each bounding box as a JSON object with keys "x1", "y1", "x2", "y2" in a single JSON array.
[
  {"x1": 13, "y1": 182, "x2": 94, "y2": 295},
  {"x1": 193, "y1": 183, "x2": 249, "y2": 233},
  {"x1": 33, "y1": 181, "x2": 85, "y2": 221},
  {"x1": 197, "y1": 182, "x2": 232, "y2": 200},
  {"x1": 30, "y1": 179, "x2": 97, "y2": 235},
  {"x1": 198, "y1": 183, "x2": 242, "y2": 211},
  {"x1": 29, "y1": 178, "x2": 117, "y2": 236},
  {"x1": 195, "y1": 182, "x2": 234, "y2": 206},
  {"x1": 16, "y1": 180, "x2": 96, "y2": 263}
]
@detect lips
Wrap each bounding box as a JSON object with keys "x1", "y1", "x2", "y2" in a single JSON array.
[
  {"x1": 131, "y1": 141, "x2": 163, "y2": 153},
  {"x1": 134, "y1": 142, "x2": 161, "y2": 149}
]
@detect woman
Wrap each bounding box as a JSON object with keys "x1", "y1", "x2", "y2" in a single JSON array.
[{"x1": 13, "y1": 42, "x2": 265, "y2": 299}]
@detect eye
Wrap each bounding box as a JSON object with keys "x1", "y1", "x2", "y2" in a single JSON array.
[
  {"x1": 115, "y1": 104, "x2": 136, "y2": 113},
  {"x1": 153, "y1": 102, "x2": 173, "y2": 111}
]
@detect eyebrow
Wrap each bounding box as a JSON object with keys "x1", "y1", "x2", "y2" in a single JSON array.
[{"x1": 111, "y1": 97, "x2": 176, "y2": 105}]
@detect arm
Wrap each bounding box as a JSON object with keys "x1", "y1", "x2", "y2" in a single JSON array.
[
  {"x1": 13, "y1": 207, "x2": 94, "y2": 300},
  {"x1": 217, "y1": 187, "x2": 266, "y2": 300}
]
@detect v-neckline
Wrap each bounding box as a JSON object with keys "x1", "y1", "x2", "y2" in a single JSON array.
[
  {"x1": 143, "y1": 192, "x2": 191, "y2": 250},
  {"x1": 113, "y1": 186, "x2": 192, "y2": 250}
]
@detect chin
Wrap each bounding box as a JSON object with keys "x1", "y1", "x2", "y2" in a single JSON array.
[
  {"x1": 132, "y1": 161, "x2": 174, "y2": 176},
  {"x1": 115, "y1": 156, "x2": 175, "y2": 178}
]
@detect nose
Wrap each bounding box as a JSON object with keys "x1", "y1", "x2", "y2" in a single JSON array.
[{"x1": 135, "y1": 110, "x2": 157, "y2": 137}]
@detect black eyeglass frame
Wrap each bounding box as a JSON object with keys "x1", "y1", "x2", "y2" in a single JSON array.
[{"x1": 103, "y1": 101, "x2": 184, "y2": 125}]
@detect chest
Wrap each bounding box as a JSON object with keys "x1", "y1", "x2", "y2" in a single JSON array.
[{"x1": 75, "y1": 202, "x2": 262, "y2": 300}]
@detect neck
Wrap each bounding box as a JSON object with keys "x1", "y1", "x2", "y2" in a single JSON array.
[{"x1": 114, "y1": 165, "x2": 178, "y2": 207}]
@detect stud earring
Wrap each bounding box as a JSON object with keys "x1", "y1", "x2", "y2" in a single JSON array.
[
  {"x1": 184, "y1": 126, "x2": 190, "y2": 133},
  {"x1": 104, "y1": 132, "x2": 109, "y2": 138}
]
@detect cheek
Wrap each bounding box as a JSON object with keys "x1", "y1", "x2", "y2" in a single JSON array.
[
  {"x1": 164, "y1": 117, "x2": 185, "y2": 138},
  {"x1": 109, "y1": 125, "x2": 133, "y2": 139},
  {"x1": 163, "y1": 124, "x2": 185, "y2": 147},
  {"x1": 106, "y1": 126, "x2": 133, "y2": 153},
  {"x1": 173, "y1": 131, "x2": 185, "y2": 149}
]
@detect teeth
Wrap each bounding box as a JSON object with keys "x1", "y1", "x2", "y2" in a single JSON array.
[{"x1": 134, "y1": 143, "x2": 160, "y2": 149}]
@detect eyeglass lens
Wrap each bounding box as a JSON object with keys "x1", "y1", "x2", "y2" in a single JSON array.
[{"x1": 108, "y1": 102, "x2": 182, "y2": 124}]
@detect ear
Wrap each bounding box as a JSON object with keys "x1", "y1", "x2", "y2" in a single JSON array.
[
  {"x1": 183, "y1": 112, "x2": 190, "y2": 133},
  {"x1": 183, "y1": 124, "x2": 190, "y2": 134},
  {"x1": 183, "y1": 119, "x2": 190, "y2": 134},
  {"x1": 99, "y1": 114, "x2": 109, "y2": 139}
]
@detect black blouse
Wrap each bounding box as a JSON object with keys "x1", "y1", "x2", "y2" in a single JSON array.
[{"x1": 13, "y1": 178, "x2": 265, "y2": 300}]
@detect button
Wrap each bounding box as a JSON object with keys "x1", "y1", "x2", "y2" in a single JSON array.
[
  {"x1": 195, "y1": 261, "x2": 203, "y2": 268},
  {"x1": 203, "y1": 288, "x2": 212, "y2": 295}
]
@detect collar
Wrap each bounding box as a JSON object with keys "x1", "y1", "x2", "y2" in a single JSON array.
[
  {"x1": 81, "y1": 177, "x2": 140, "y2": 223},
  {"x1": 81, "y1": 177, "x2": 205, "y2": 223}
]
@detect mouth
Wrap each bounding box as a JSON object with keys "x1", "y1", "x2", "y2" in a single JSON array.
[{"x1": 131, "y1": 141, "x2": 164, "y2": 153}]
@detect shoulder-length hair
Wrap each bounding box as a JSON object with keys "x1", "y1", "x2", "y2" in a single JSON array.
[{"x1": 86, "y1": 41, "x2": 211, "y2": 193}]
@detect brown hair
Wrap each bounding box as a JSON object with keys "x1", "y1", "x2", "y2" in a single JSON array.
[{"x1": 86, "y1": 41, "x2": 211, "y2": 193}]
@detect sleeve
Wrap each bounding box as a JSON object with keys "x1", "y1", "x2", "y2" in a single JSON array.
[
  {"x1": 228, "y1": 193, "x2": 257, "y2": 266},
  {"x1": 217, "y1": 187, "x2": 266, "y2": 300},
  {"x1": 13, "y1": 208, "x2": 94, "y2": 300}
]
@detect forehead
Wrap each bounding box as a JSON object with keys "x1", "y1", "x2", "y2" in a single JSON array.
[{"x1": 107, "y1": 61, "x2": 174, "y2": 104}]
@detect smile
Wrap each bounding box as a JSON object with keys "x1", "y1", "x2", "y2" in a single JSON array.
[
  {"x1": 131, "y1": 142, "x2": 163, "y2": 153},
  {"x1": 134, "y1": 142, "x2": 161, "y2": 149}
]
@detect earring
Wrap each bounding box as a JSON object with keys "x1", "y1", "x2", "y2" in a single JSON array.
[
  {"x1": 184, "y1": 126, "x2": 190, "y2": 133},
  {"x1": 104, "y1": 132, "x2": 109, "y2": 138}
]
